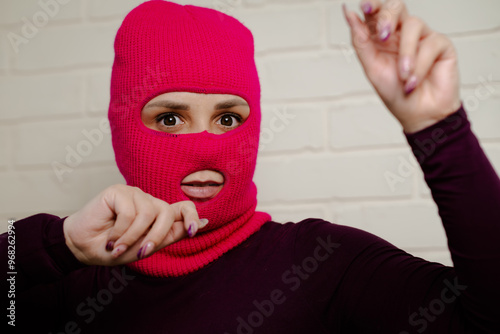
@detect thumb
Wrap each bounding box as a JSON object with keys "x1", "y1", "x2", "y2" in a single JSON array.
[{"x1": 342, "y1": 4, "x2": 377, "y2": 71}]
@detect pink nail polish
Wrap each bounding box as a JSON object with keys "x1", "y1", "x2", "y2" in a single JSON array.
[
  {"x1": 379, "y1": 24, "x2": 391, "y2": 41},
  {"x1": 111, "y1": 245, "x2": 127, "y2": 258},
  {"x1": 137, "y1": 242, "x2": 154, "y2": 259},
  {"x1": 137, "y1": 246, "x2": 145, "y2": 259},
  {"x1": 362, "y1": 2, "x2": 372, "y2": 14},
  {"x1": 188, "y1": 221, "x2": 198, "y2": 238},
  {"x1": 199, "y1": 218, "x2": 209, "y2": 228},
  {"x1": 105, "y1": 241, "x2": 114, "y2": 252},
  {"x1": 405, "y1": 76, "x2": 417, "y2": 94},
  {"x1": 400, "y1": 56, "x2": 411, "y2": 79}
]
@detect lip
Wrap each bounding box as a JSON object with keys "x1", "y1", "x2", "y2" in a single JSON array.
[{"x1": 181, "y1": 182, "x2": 223, "y2": 202}]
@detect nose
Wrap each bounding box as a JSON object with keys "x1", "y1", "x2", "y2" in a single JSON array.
[
  {"x1": 189, "y1": 119, "x2": 214, "y2": 134},
  {"x1": 190, "y1": 123, "x2": 222, "y2": 135}
]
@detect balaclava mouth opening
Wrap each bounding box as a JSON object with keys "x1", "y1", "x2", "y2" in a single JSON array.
[{"x1": 108, "y1": 0, "x2": 271, "y2": 277}]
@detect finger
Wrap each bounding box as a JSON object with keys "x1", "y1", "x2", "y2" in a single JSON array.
[
  {"x1": 156, "y1": 220, "x2": 188, "y2": 249},
  {"x1": 398, "y1": 16, "x2": 429, "y2": 81},
  {"x1": 135, "y1": 199, "x2": 178, "y2": 260},
  {"x1": 104, "y1": 186, "x2": 137, "y2": 249},
  {"x1": 360, "y1": 0, "x2": 383, "y2": 35},
  {"x1": 360, "y1": 0, "x2": 382, "y2": 16},
  {"x1": 376, "y1": 0, "x2": 409, "y2": 42},
  {"x1": 171, "y1": 201, "x2": 201, "y2": 238},
  {"x1": 112, "y1": 190, "x2": 158, "y2": 257},
  {"x1": 405, "y1": 32, "x2": 453, "y2": 95},
  {"x1": 343, "y1": 4, "x2": 378, "y2": 75}
]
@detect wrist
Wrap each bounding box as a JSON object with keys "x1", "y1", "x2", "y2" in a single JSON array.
[
  {"x1": 402, "y1": 100, "x2": 462, "y2": 134},
  {"x1": 63, "y1": 214, "x2": 89, "y2": 264}
]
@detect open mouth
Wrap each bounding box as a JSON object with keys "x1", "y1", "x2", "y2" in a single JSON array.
[
  {"x1": 181, "y1": 180, "x2": 224, "y2": 202},
  {"x1": 181, "y1": 170, "x2": 225, "y2": 202}
]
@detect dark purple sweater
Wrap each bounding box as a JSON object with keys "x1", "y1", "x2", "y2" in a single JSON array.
[{"x1": 2, "y1": 107, "x2": 500, "y2": 334}]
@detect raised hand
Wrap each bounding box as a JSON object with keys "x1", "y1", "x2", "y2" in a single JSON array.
[
  {"x1": 63, "y1": 184, "x2": 208, "y2": 266},
  {"x1": 343, "y1": 0, "x2": 462, "y2": 133}
]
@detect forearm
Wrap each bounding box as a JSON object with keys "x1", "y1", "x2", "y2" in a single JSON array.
[{"x1": 406, "y1": 106, "x2": 500, "y2": 329}]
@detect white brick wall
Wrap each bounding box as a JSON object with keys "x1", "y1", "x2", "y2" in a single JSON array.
[
  {"x1": 0, "y1": 73, "x2": 84, "y2": 120},
  {"x1": 2, "y1": 0, "x2": 500, "y2": 267}
]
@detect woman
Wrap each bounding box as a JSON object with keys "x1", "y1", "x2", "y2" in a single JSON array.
[{"x1": 2, "y1": 0, "x2": 499, "y2": 333}]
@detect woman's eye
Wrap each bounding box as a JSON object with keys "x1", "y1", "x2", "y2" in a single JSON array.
[
  {"x1": 159, "y1": 114, "x2": 183, "y2": 127},
  {"x1": 218, "y1": 114, "x2": 242, "y2": 128}
]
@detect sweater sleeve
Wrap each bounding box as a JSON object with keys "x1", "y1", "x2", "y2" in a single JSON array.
[
  {"x1": 0, "y1": 213, "x2": 86, "y2": 293},
  {"x1": 405, "y1": 106, "x2": 500, "y2": 330},
  {"x1": 309, "y1": 106, "x2": 500, "y2": 333}
]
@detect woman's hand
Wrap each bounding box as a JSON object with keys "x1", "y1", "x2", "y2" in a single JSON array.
[
  {"x1": 343, "y1": 0, "x2": 462, "y2": 133},
  {"x1": 63, "y1": 184, "x2": 207, "y2": 266}
]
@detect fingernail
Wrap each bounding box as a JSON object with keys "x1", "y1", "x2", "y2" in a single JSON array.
[
  {"x1": 105, "y1": 241, "x2": 114, "y2": 252},
  {"x1": 199, "y1": 218, "x2": 209, "y2": 229},
  {"x1": 137, "y1": 242, "x2": 154, "y2": 260},
  {"x1": 400, "y1": 56, "x2": 411, "y2": 80},
  {"x1": 405, "y1": 75, "x2": 418, "y2": 94},
  {"x1": 379, "y1": 23, "x2": 391, "y2": 41},
  {"x1": 187, "y1": 221, "x2": 198, "y2": 238},
  {"x1": 361, "y1": 2, "x2": 372, "y2": 14},
  {"x1": 111, "y1": 244, "x2": 127, "y2": 258}
]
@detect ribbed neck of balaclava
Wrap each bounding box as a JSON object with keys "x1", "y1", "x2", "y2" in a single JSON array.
[{"x1": 108, "y1": 0, "x2": 271, "y2": 277}]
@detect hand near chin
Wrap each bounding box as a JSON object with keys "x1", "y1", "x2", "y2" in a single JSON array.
[
  {"x1": 63, "y1": 184, "x2": 208, "y2": 266},
  {"x1": 343, "y1": 0, "x2": 462, "y2": 134}
]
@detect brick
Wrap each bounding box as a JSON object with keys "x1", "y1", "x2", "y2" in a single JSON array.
[
  {"x1": 87, "y1": 0, "x2": 216, "y2": 19},
  {"x1": 0, "y1": 166, "x2": 124, "y2": 215},
  {"x1": 483, "y1": 145, "x2": 500, "y2": 177},
  {"x1": 254, "y1": 152, "x2": 413, "y2": 203},
  {"x1": 259, "y1": 104, "x2": 324, "y2": 154},
  {"x1": 13, "y1": 23, "x2": 118, "y2": 71},
  {"x1": 464, "y1": 96, "x2": 500, "y2": 141},
  {"x1": 0, "y1": 126, "x2": 9, "y2": 168},
  {"x1": 328, "y1": 2, "x2": 500, "y2": 73},
  {"x1": 0, "y1": 0, "x2": 82, "y2": 26},
  {"x1": 328, "y1": 100, "x2": 405, "y2": 149},
  {"x1": 85, "y1": 165, "x2": 125, "y2": 193},
  {"x1": 334, "y1": 202, "x2": 447, "y2": 249},
  {"x1": 330, "y1": 0, "x2": 500, "y2": 39},
  {"x1": 242, "y1": 0, "x2": 267, "y2": 7},
  {"x1": 0, "y1": 30, "x2": 9, "y2": 71},
  {"x1": 87, "y1": 70, "x2": 111, "y2": 113},
  {"x1": 417, "y1": 169, "x2": 431, "y2": 197},
  {"x1": 0, "y1": 169, "x2": 91, "y2": 214},
  {"x1": 260, "y1": 53, "x2": 372, "y2": 101},
  {"x1": 12, "y1": 118, "x2": 115, "y2": 169},
  {"x1": 87, "y1": 0, "x2": 144, "y2": 19},
  {"x1": 407, "y1": 0, "x2": 500, "y2": 35},
  {"x1": 326, "y1": 0, "x2": 359, "y2": 46},
  {"x1": 453, "y1": 33, "x2": 500, "y2": 85},
  {"x1": 0, "y1": 73, "x2": 84, "y2": 120},
  {"x1": 493, "y1": 83, "x2": 500, "y2": 98},
  {"x1": 256, "y1": 204, "x2": 326, "y2": 224},
  {"x1": 269, "y1": 0, "x2": 313, "y2": 3},
  {"x1": 192, "y1": 0, "x2": 244, "y2": 15},
  {"x1": 238, "y1": 6, "x2": 321, "y2": 53}
]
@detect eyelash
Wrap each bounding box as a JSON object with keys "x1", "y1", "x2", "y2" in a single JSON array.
[
  {"x1": 155, "y1": 112, "x2": 182, "y2": 126},
  {"x1": 217, "y1": 112, "x2": 243, "y2": 126},
  {"x1": 155, "y1": 112, "x2": 243, "y2": 127}
]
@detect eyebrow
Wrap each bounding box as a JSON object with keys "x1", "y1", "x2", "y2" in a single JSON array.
[{"x1": 144, "y1": 98, "x2": 248, "y2": 111}]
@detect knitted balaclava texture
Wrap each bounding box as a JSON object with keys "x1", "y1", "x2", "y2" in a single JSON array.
[{"x1": 108, "y1": 0, "x2": 271, "y2": 277}]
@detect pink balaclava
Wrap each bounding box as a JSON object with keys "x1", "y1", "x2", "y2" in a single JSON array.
[{"x1": 108, "y1": 0, "x2": 271, "y2": 277}]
